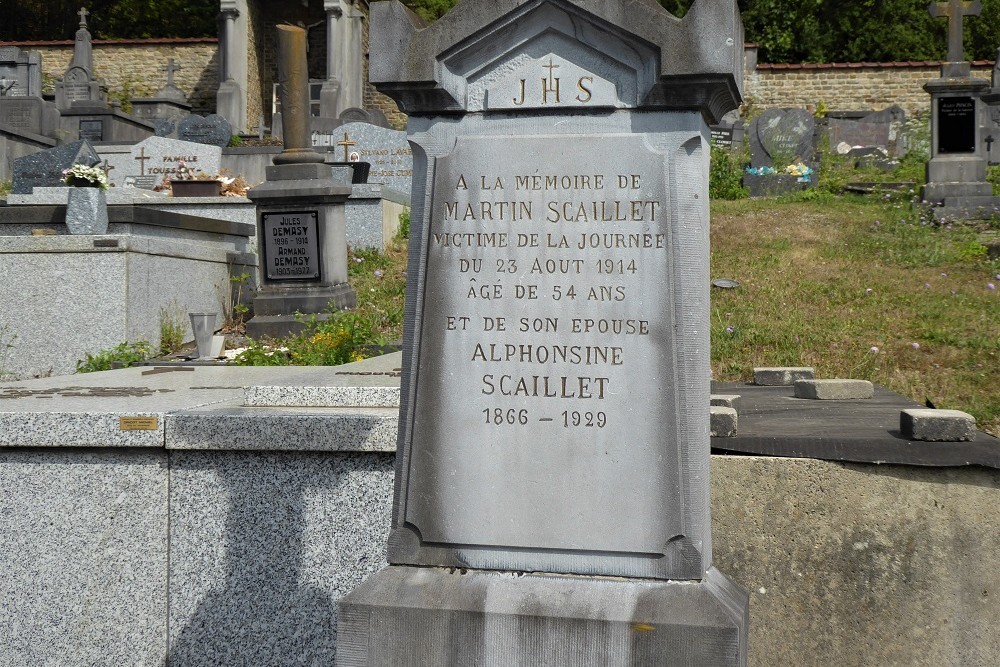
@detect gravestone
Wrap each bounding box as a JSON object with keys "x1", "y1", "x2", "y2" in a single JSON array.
[
  {"x1": 829, "y1": 118, "x2": 890, "y2": 150},
  {"x1": 749, "y1": 108, "x2": 816, "y2": 167},
  {"x1": 11, "y1": 140, "x2": 101, "y2": 194},
  {"x1": 245, "y1": 25, "x2": 356, "y2": 339},
  {"x1": 130, "y1": 59, "x2": 192, "y2": 139},
  {"x1": 0, "y1": 97, "x2": 55, "y2": 137},
  {"x1": 336, "y1": 1, "x2": 749, "y2": 665},
  {"x1": 177, "y1": 114, "x2": 233, "y2": 147},
  {"x1": 0, "y1": 46, "x2": 43, "y2": 97},
  {"x1": 313, "y1": 121, "x2": 413, "y2": 194},
  {"x1": 99, "y1": 136, "x2": 222, "y2": 189},
  {"x1": 54, "y1": 8, "x2": 106, "y2": 110},
  {"x1": 922, "y1": 1, "x2": 999, "y2": 217}
]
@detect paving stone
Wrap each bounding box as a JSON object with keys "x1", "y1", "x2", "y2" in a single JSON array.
[
  {"x1": 901, "y1": 409, "x2": 977, "y2": 442},
  {"x1": 753, "y1": 367, "x2": 815, "y2": 386},
  {"x1": 794, "y1": 379, "x2": 874, "y2": 400}
]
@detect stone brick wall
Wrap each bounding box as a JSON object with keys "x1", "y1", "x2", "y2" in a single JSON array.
[
  {"x1": 0, "y1": 39, "x2": 219, "y2": 115},
  {"x1": 246, "y1": 0, "x2": 267, "y2": 130},
  {"x1": 746, "y1": 59, "x2": 995, "y2": 116},
  {"x1": 8, "y1": 37, "x2": 993, "y2": 130}
]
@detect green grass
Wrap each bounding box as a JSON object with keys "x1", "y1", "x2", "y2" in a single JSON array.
[
  {"x1": 711, "y1": 197, "x2": 999, "y2": 436},
  {"x1": 233, "y1": 195, "x2": 998, "y2": 438}
]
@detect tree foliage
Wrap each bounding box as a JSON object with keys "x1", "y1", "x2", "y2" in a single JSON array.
[
  {"x1": 2, "y1": 0, "x2": 1000, "y2": 66},
  {"x1": 0, "y1": 0, "x2": 217, "y2": 41},
  {"x1": 399, "y1": 0, "x2": 1000, "y2": 64}
]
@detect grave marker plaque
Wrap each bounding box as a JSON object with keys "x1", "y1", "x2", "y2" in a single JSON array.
[
  {"x1": 338, "y1": 1, "x2": 749, "y2": 664},
  {"x1": 261, "y1": 211, "x2": 322, "y2": 281},
  {"x1": 938, "y1": 96, "x2": 976, "y2": 153},
  {"x1": 79, "y1": 119, "x2": 104, "y2": 142}
]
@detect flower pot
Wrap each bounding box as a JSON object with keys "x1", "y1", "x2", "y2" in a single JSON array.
[
  {"x1": 65, "y1": 187, "x2": 109, "y2": 235},
  {"x1": 171, "y1": 180, "x2": 222, "y2": 197},
  {"x1": 331, "y1": 161, "x2": 371, "y2": 184}
]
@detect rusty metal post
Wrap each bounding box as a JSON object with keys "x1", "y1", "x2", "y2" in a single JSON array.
[{"x1": 274, "y1": 24, "x2": 324, "y2": 165}]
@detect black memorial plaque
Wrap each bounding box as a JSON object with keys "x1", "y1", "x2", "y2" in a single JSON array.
[
  {"x1": 79, "y1": 119, "x2": 104, "y2": 142},
  {"x1": 710, "y1": 126, "x2": 734, "y2": 148},
  {"x1": 938, "y1": 97, "x2": 976, "y2": 154},
  {"x1": 262, "y1": 211, "x2": 321, "y2": 281}
]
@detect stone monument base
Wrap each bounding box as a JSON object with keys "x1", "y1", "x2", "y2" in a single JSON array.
[
  {"x1": 337, "y1": 566, "x2": 749, "y2": 666},
  {"x1": 246, "y1": 283, "x2": 357, "y2": 338}
]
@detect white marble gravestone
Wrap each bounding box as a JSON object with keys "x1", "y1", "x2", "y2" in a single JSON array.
[{"x1": 337, "y1": 1, "x2": 749, "y2": 665}]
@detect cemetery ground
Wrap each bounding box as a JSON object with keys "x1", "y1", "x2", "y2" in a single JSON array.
[{"x1": 224, "y1": 194, "x2": 997, "y2": 438}]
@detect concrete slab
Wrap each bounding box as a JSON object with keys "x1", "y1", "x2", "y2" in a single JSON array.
[{"x1": 0, "y1": 354, "x2": 403, "y2": 449}]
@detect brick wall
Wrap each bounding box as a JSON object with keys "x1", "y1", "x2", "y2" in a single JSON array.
[
  {"x1": 7, "y1": 38, "x2": 992, "y2": 129},
  {"x1": 746, "y1": 59, "x2": 996, "y2": 116},
  {"x1": 0, "y1": 39, "x2": 219, "y2": 115}
]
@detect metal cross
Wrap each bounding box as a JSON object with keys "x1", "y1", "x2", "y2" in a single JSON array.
[
  {"x1": 78, "y1": 6, "x2": 90, "y2": 27},
  {"x1": 134, "y1": 147, "x2": 150, "y2": 176},
  {"x1": 99, "y1": 160, "x2": 115, "y2": 177},
  {"x1": 337, "y1": 131, "x2": 356, "y2": 162},
  {"x1": 929, "y1": 0, "x2": 982, "y2": 63},
  {"x1": 162, "y1": 59, "x2": 181, "y2": 88}
]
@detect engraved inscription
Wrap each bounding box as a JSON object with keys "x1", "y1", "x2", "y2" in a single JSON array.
[
  {"x1": 262, "y1": 211, "x2": 321, "y2": 281},
  {"x1": 406, "y1": 134, "x2": 677, "y2": 553},
  {"x1": 488, "y1": 54, "x2": 618, "y2": 110}
]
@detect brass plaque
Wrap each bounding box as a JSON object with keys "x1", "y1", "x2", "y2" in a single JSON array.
[{"x1": 119, "y1": 416, "x2": 159, "y2": 431}]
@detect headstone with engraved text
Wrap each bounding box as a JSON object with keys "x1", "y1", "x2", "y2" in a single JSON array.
[
  {"x1": 750, "y1": 108, "x2": 816, "y2": 167},
  {"x1": 177, "y1": 114, "x2": 233, "y2": 148},
  {"x1": 99, "y1": 135, "x2": 222, "y2": 189},
  {"x1": 336, "y1": 2, "x2": 749, "y2": 664},
  {"x1": 313, "y1": 121, "x2": 413, "y2": 194},
  {"x1": 0, "y1": 46, "x2": 43, "y2": 97}
]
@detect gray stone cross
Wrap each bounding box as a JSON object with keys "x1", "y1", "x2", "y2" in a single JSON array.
[
  {"x1": 929, "y1": 0, "x2": 982, "y2": 63},
  {"x1": 162, "y1": 59, "x2": 181, "y2": 87},
  {"x1": 78, "y1": 6, "x2": 89, "y2": 27}
]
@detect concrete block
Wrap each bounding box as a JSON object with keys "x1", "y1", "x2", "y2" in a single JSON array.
[
  {"x1": 794, "y1": 379, "x2": 874, "y2": 400},
  {"x1": 0, "y1": 449, "x2": 167, "y2": 665},
  {"x1": 168, "y1": 450, "x2": 393, "y2": 666},
  {"x1": 711, "y1": 394, "x2": 741, "y2": 410},
  {"x1": 753, "y1": 367, "x2": 815, "y2": 386},
  {"x1": 711, "y1": 406, "x2": 738, "y2": 437},
  {"x1": 900, "y1": 409, "x2": 977, "y2": 442}
]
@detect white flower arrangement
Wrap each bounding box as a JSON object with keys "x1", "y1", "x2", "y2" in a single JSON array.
[{"x1": 61, "y1": 164, "x2": 110, "y2": 190}]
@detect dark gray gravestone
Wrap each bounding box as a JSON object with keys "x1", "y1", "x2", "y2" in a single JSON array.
[
  {"x1": 11, "y1": 140, "x2": 100, "y2": 194},
  {"x1": 177, "y1": 114, "x2": 232, "y2": 147},
  {"x1": 0, "y1": 97, "x2": 48, "y2": 136},
  {"x1": 829, "y1": 119, "x2": 890, "y2": 149},
  {"x1": 336, "y1": 1, "x2": 749, "y2": 664},
  {"x1": 0, "y1": 46, "x2": 43, "y2": 97},
  {"x1": 750, "y1": 108, "x2": 816, "y2": 167}
]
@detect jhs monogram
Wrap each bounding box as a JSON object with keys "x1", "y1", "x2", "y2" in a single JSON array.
[{"x1": 512, "y1": 58, "x2": 594, "y2": 106}]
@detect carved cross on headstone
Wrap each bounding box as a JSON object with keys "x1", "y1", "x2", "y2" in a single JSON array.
[
  {"x1": 162, "y1": 59, "x2": 181, "y2": 88},
  {"x1": 929, "y1": 0, "x2": 982, "y2": 63},
  {"x1": 78, "y1": 6, "x2": 90, "y2": 28},
  {"x1": 134, "y1": 147, "x2": 150, "y2": 176}
]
